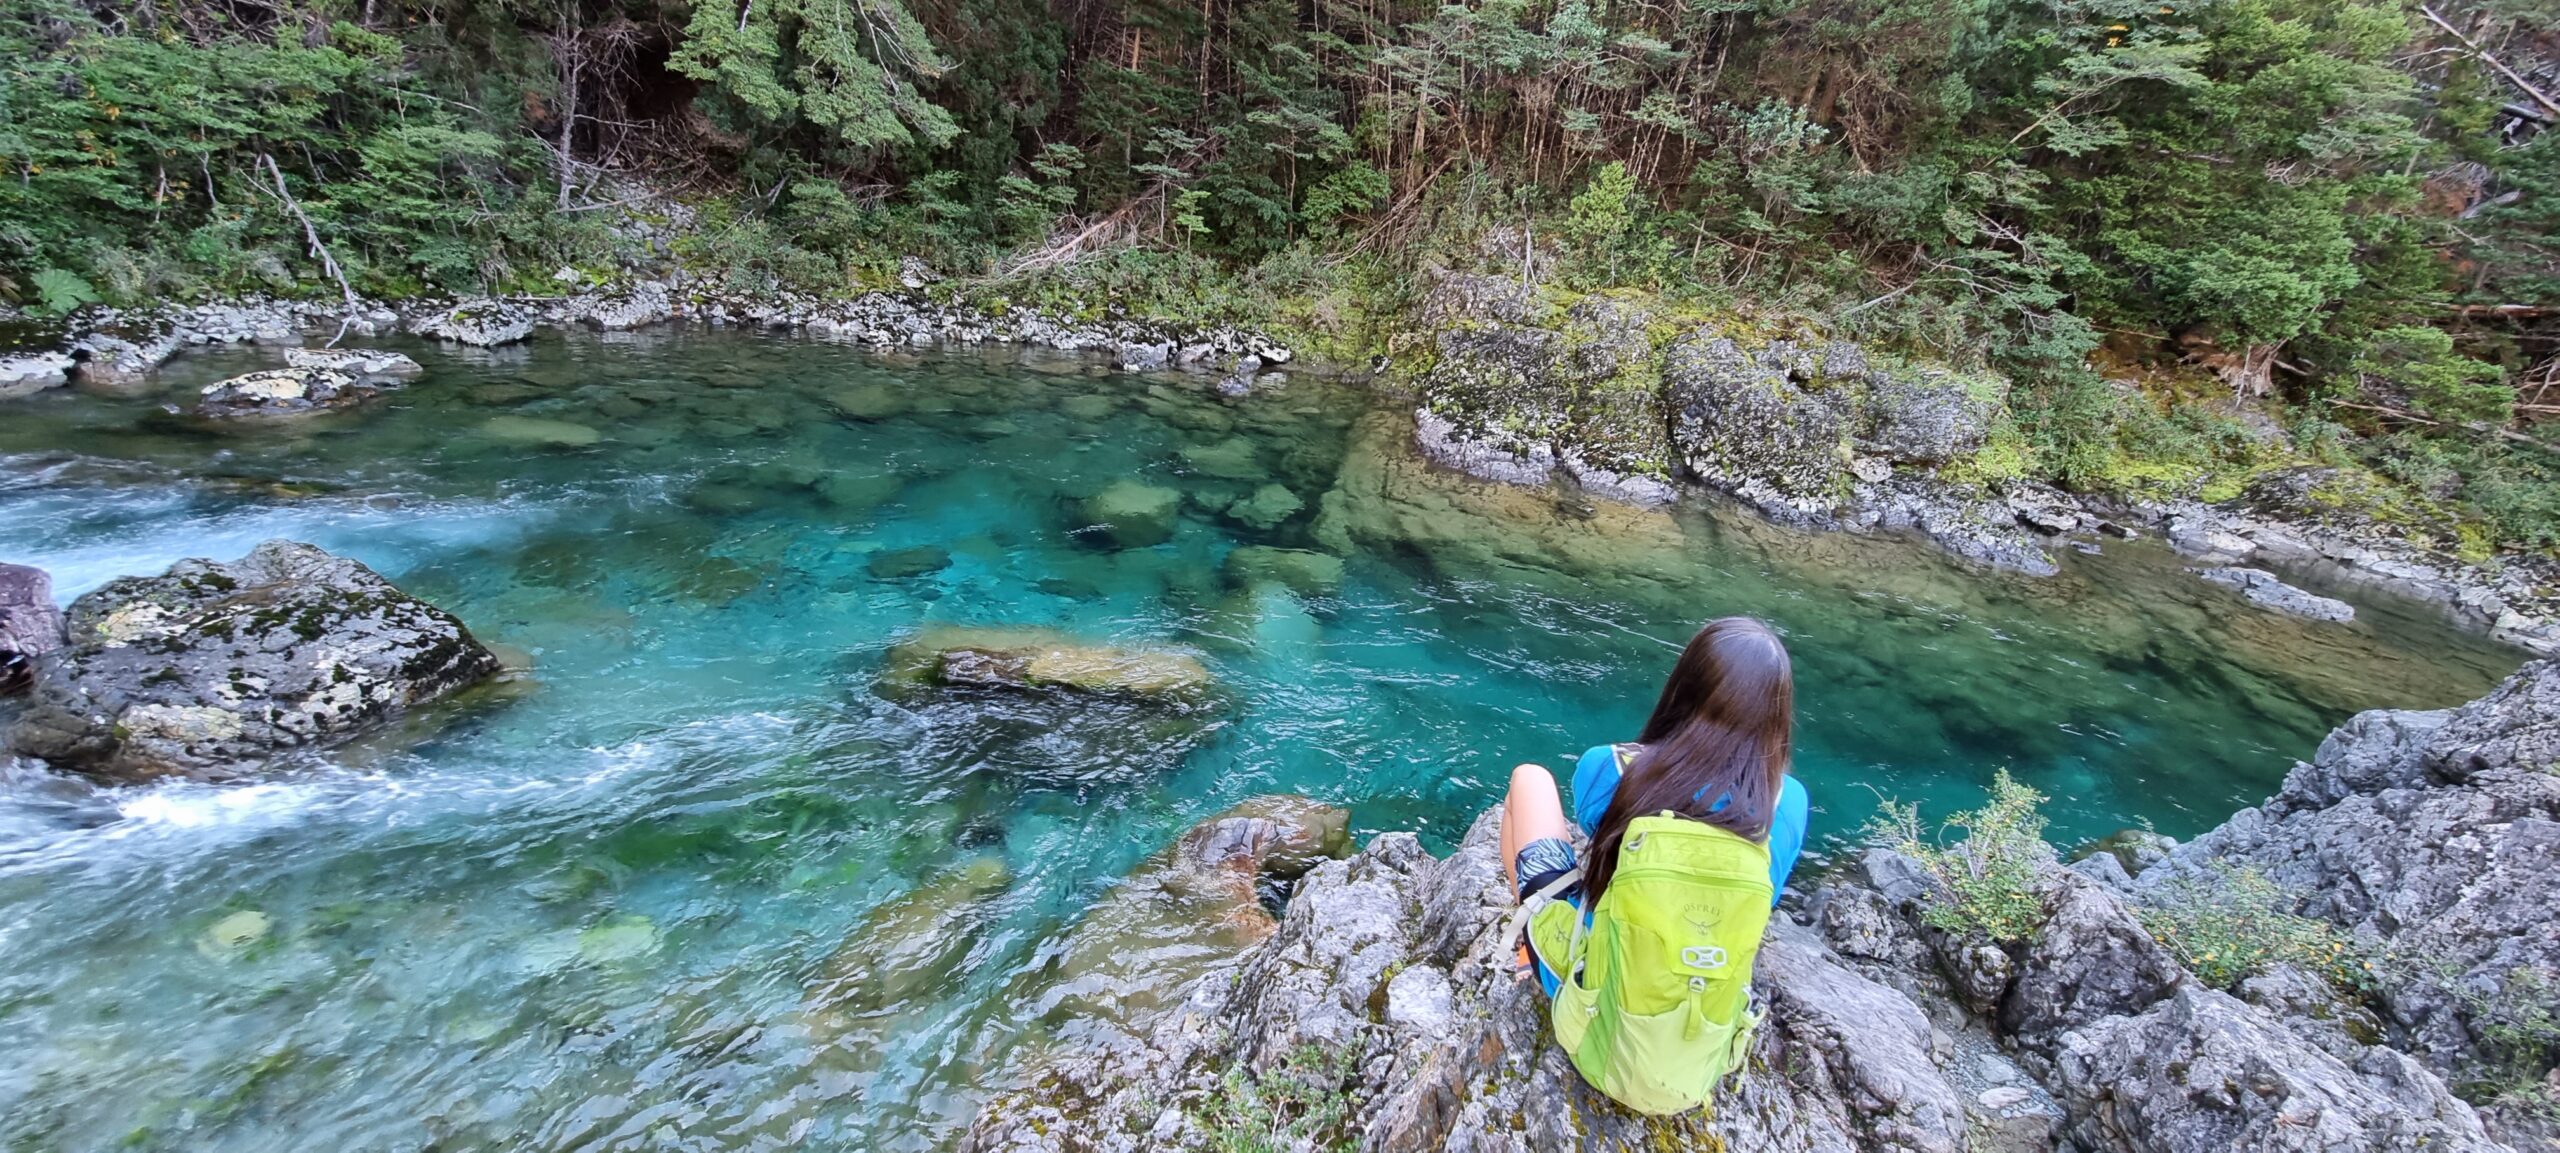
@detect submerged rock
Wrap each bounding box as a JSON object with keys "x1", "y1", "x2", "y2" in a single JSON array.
[
  {"x1": 1, "y1": 564, "x2": 64, "y2": 697},
  {"x1": 2198, "y1": 566, "x2": 2356, "y2": 623},
  {"x1": 1019, "y1": 796, "x2": 1351, "y2": 1028},
  {"x1": 1220, "y1": 546, "x2": 1344, "y2": 596},
  {"x1": 807, "y1": 855, "x2": 1015, "y2": 1043},
  {"x1": 878, "y1": 626, "x2": 1214, "y2": 701},
  {"x1": 480, "y1": 415, "x2": 604, "y2": 447},
  {"x1": 1079, "y1": 481, "x2": 1183, "y2": 549},
  {"x1": 6, "y1": 540, "x2": 502, "y2": 781},
  {"x1": 1221, "y1": 484, "x2": 1304, "y2": 532},
  {"x1": 198, "y1": 367, "x2": 385, "y2": 418},
  {"x1": 866, "y1": 545, "x2": 953, "y2": 580}
]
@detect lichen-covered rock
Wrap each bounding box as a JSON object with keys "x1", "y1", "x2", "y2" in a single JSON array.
[
  {"x1": 2198, "y1": 566, "x2": 2357, "y2": 623},
  {"x1": 1417, "y1": 325, "x2": 1571, "y2": 465},
  {"x1": 574, "y1": 281, "x2": 672, "y2": 330},
  {"x1": 2143, "y1": 660, "x2": 2560, "y2": 1091},
  {"x1": 1858, "y1": 367, "x2": 2002, "y2": 465},
  {"x1": 2051, "y1": 984, "x2": 2503, "y2": 1152},
  {"x1": 282, "y1": 347, "x2": 424, "y2": 377},
  {"x1": 412, "y1": 299, "x2": 536, "y2": 346},
  {"x1": 71, "y1": 333, "x2": 180, "y2": 388},
  {"x1": 1, "y1": 563, "x2": 64, "y2": 696},
  {"x1": 1559, "y1": 296, "x2": 1675, "y2": 480},
  {"x1": 198, "y1": 367, "x2": 383, "y2": 417},
  {"x1": 6, "y1": 541, "x2": 501, "y2": 781},
  {"x1": 1663, "y1": 330, "x2": 1849, "y2": 516}
]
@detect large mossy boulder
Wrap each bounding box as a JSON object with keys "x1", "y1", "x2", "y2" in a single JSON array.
[
  {"x1": 878, "y1": 626, "x2": 1214, "y2": 701},
  {"x1": 1416, "y1": 326, "x2": 1571, "y2": 464},
  {"x1": 1857, "y1": 365, "x2": 2002, "y2": 466},
  {"x1": 1662, "y1": 331, "x2": 1850, "y2": 515},
  {"x1": 874, "y1": 626, "x2": 1225, "y2": 789},
  {"x1": 6, "y1": 540, "x2": 502, "y2": 781}
]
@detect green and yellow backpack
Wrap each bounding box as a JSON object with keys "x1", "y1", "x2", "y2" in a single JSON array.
[{"x1": 1513, "y1": 810, "x2": 1774, "y2": 1115}]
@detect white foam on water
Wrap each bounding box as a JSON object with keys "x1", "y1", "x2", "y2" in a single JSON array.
[{"x1": 112, "y1": 780, "x2": 338, "y2": 829}]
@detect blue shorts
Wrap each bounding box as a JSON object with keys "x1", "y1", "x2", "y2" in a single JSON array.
[{"x1": 1514, "y1": 837, "x2": 1581, "y2": 997}]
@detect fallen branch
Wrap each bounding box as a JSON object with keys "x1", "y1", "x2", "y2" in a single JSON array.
[
  {"x1": 257, "y1": 152, "x2": 360, "y2": 346},
  {"x1": 2418, "y1": 5, "x2": 2560, "y2": 119},
  {"x1": 2327, "y1": 398, "x2": 2560, "y2": 455},
  {"x1": 2447, "y1": 303, "x2": 2548, "y2": 318}
]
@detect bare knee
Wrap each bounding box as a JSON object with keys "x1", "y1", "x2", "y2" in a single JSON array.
[
  {"x1": 1509, "y1": 763, "x2": 1558, "y2": 800},
  {"x1": 1504, "y1": 763, "x2": 1568, "y2": 846}
]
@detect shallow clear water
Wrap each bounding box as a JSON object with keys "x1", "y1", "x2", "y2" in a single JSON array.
[{"x1": 0, "y1": 328, "x2": 2519, "y2": 1150}]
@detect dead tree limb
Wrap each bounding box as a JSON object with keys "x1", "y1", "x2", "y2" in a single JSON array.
[
  {"x1": 2418, "y1": 6, "x2": 2560, "y2": 119},
  {"x1": 258, "y1": 152, "x2": 361, "y2": 346}
]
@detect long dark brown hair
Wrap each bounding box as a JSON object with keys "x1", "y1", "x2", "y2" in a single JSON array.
[{"x1": 1582, "y1": 617, "x2": 1794, "y2": 906}]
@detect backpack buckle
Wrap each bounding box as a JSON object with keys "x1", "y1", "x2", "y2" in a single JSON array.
[{"x1": 1681, "y1": 945, "x2": 1728, "y2": 971}]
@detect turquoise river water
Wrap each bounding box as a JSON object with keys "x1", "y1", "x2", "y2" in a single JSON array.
[{"x1": 0, "y1": 327, "x2": 2522, "y2": 1150}]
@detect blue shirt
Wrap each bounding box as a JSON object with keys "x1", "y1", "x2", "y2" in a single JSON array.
[{"x1": 1570, "y1": 743, "x2": 1807, "y2": 904}]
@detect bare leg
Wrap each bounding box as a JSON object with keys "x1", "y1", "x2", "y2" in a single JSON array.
[{"x1": 1500, "y1": 763, "x2": 1570, "y2": 896}]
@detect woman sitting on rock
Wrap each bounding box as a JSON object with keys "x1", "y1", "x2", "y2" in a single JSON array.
[{"x1": 1499, "y1": 615, "x2": 1809, "y2": 1114}]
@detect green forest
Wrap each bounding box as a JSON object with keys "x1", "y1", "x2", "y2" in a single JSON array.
[{"x1": 3, "y1": 0, "x2": 2555, "y2": 551}]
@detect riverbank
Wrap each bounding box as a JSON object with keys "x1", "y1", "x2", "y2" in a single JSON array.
[
  {"x1": 5, "y1": 282, "x2": 2554, "y2": 659},
  {"x1": 966, "y1": 657, "x2": 2560, "y2": 1153},
  {"x1": 0, "y1": 316, "x2": 2536, "y2": 1150}
]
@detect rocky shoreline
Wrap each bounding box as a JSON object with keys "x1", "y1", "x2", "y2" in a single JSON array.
[
  {"x1": 965, "y1": 658, "x2": 2560, "y2": 1153},
  {"x1": 4, "y1": 277, "x2": 2554, "y2": 656},
  {"x1": 1397, "y1": 273, "x2": 2560, "y2": 656}
]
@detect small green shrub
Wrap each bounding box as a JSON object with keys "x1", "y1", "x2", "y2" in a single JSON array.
[
  {"x1": 2436, "y1": 965, "x2": 2560, "y2": 1109},
  {"x1": 2137, "y1": 864, "x2": 2369, "y2": 992},
  {"x1": 1870, "y1": 769, "x2": 2055, "y2": 944},
  {"x1": 1188, "y1": 1044, "x2": 1358, "y2": 1153}
]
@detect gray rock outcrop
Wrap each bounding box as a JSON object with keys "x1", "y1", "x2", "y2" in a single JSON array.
[
  {"x1": 412, "y1": 299, "x2": 536, "y2": 346},
  {"x1": 7, "y1": 540, "x2": 501, "y2": 780},
  {"x1": 0, "y1": 351, "x2": 75, "y2": 398},
  {"x1": 2053, "y1": 984, "x2": 2501, "y2": 1152},
  {"x1": 963, "y1": 661, "x2": 2560, "y2": 1153},
  {"x1": 1, "y1": 563, "x2": 64, "y2": 696},
  {"x1": 965, "y1": 811, "x2": 1986, "y2": 1153},
  {"x1": 198, "y1": 367, "x2": 385, "y2": 417},
  {"x1": 2198, "y1": 566, "x2": 2357, "y2": 623},
  {"x1": 2141, "y1": 659, "x2": 2560, "y2": 1104}
]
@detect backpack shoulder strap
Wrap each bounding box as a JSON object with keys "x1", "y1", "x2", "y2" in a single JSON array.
[{"x1": 1499, "y1": 867, "x2": 1582, "y2": 961}]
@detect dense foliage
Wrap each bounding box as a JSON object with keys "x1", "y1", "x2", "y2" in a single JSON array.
[{"x1": 1, "y1": 0, "x2": 2554, "y2": 549}]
